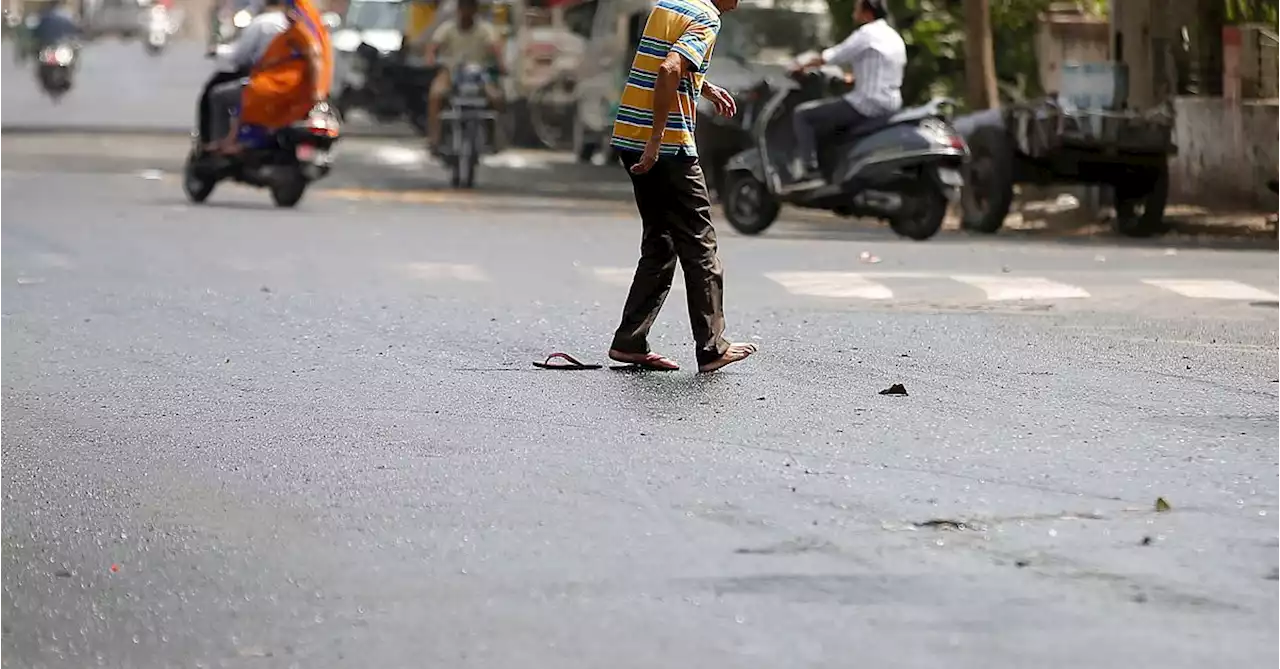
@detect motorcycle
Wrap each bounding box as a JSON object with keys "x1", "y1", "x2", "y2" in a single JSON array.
[
  {"x1": 183, "y1": 89, "x2": 342, "y2": 207},
  {"x1": 144, "y1": 5, "x2": 172, "y2": 56},
  {"x1": 333, "y1": 42, "x2": 430, "y2": 133},
  {"x1": 434, "y1": 62, "x2": 499, "y2": 189},
  {"x1": 36, "y1": 41, "x2": 77, "y2": 100},
  {"x1": 720, "y1": 66, "x2": 969, "y2": 240}
]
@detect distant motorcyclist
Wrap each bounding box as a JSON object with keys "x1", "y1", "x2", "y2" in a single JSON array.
[
  {"x1": 30, "y1": 0, "x2": 79, "y2": 53},
  {"x1": 787, "y1": 0, "x2": 905, "y2": 187},
  {"x1": 423, "y1": 0, "x2": 504, "y2": 153}
]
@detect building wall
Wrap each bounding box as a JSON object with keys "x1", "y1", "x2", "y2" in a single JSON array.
[{"x1": 1170, "y1": 97, "x2": 1278, "y2": 211}]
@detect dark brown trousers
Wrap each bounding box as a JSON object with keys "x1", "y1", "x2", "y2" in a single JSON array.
[{"x1": 611, "y1": 151, "x2": 730, "y2": 366}]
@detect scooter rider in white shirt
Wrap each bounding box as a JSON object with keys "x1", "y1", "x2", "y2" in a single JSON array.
[{"x1": 788, "y1": 0, "x2": 906, "y2": 189}]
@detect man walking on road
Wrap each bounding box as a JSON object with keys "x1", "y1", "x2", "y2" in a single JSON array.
[{"x1": 606, "y1": 0, "x2": 757, "y2": 373}]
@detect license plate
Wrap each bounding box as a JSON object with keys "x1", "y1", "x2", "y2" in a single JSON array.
[{"x1": 937, "y1": 168, "x2": 964, "y2": 187}]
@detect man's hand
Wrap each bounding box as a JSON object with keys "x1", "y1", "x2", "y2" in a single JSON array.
[
  {"x1": 630, "y1": 136, "x2": 661, "y2": 175},
  {"x1": 701, "y1": 82, "x2": 736, "y2": 118},
  {"x1": 789, "y1": 53, "x2": 823, "y2": 75}
]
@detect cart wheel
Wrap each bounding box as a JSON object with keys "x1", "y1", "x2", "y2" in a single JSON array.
[
  {"x1": 960, "y1": 127, "x2": 1015, "y2": 234},
  {"x1": 1112, "y1": 163, "x2": 1170, "y2": 238}
]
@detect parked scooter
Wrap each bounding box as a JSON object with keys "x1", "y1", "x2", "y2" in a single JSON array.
[
  {"x1": 333, "y1": 42, "x2": 430, "y2": 133},
  {"x1": 720, "y1": 65, "x2": 968, "y2": 240},
  {"x1": 35, "y1": 40, "x2": 77, "y2": 100},
  {"x1": 434, "y1": 62, "x2": 500, "y2": 188}
]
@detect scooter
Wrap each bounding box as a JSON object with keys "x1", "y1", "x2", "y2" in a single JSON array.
[
  {"x1": 35, "y1": 40, "x2": 77, "y2": 100},
  {"x1": 720, "y1": 65, "x2": 968, "y2": 240},
  {"x1": 182, "y1": 75, "x2": 342, "y2": 207},
  {"x1": 333, "y1": 41, "x2": 431, "y2": 134},
  {"x1": 144, "y1": 5, "x2": 172, "y2": 56}
]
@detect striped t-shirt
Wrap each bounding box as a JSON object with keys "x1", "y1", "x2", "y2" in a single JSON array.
[{"x1": 609, "y1": 0, "x2": 721, "y2": 157}]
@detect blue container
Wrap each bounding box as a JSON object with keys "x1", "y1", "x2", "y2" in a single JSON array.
[{"x1": 1059, "y1": 61, "x2": 1130, "y2": 111}]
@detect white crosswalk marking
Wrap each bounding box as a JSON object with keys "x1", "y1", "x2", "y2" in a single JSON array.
[
  {"x1": 591, "y1": 266, "x2": 685, "y2": 290},
  {"x1": 1141, "y1": 279, "x2": 1278, "y2": 301},
  {"x1": 403, "y1": 262, "x2": 489, "y2": 282},
  {"x1": 765, "y1": 272, "x2": 894, "y2": 299},
  {"x1": 949, "y1": 275, "x2": 1090, "y2": 301}
]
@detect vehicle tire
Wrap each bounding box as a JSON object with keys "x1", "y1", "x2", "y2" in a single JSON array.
[
  {"x1": 529, "y1": 75, "x2": 576, "y2": 151},
  {"x1": 269, "y1": 168, "x2": 308, "y2": 207},
  {"x1": 457, "y1": 123, "x2": 478, "y2": 189},
  {"x1": 960, "y1": 126, "x2": 1015, "y2": 234},
  {"x1": 182, "y1": 152, "x2": 217, "y2": 204},
  {"x1": 889, "y1": 188, "x2": 947, "y2": 241},
  {"x1": 722, "y1": 171, "x2": 781, "y2": 236},
  {"x1": 1111, "y1": 163, "x2": 1170, "y2": 238},
  {"x1": 572, "y1": 116, "x2": 597, "y2": 164}
]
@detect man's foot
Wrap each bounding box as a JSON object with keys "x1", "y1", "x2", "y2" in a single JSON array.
[
  {"x1": 608, "y1": 349, "x2": 680, "y2": 371},
  {"x1": 697, "y1": 342, "x2": 759, "y2": 374}
]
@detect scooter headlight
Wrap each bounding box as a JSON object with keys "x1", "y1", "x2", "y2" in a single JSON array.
[
  {"x1": 53, "y1": 45, "x2": 73, "y2": 64},
  {"x1": 233, "y1": 9, "x2": 251, "y2": 28}
]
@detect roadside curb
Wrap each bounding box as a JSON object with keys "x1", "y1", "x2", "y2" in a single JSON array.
[
  {"x1": 0, "y1": 124, "x2": 419, "y2": 139},
  {"x1": 316, "y1": 186, "x2": 849, "y2": 226}
]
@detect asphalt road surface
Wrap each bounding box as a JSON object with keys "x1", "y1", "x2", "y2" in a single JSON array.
[
  {"x1": 4, "y1": 35, "x2": 1280, "y2": 669},
  {"x1": 4, "y1": 119, "x2": 1279, "y2": 669}
]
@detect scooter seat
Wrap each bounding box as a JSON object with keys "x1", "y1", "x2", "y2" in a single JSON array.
[{"x1": 839, "y1": 105, "x2": 940, "y2": 140}]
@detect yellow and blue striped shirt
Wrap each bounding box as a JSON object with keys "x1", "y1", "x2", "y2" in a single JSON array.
[{"x1": 610, "y1": 0, "x2": 720, "y2": 157}]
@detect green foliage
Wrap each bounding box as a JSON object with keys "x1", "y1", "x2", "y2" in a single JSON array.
[
  {"x1": 825, "y1": 0, "x2": 1103, "y2": 108},
  {"x1": 1224, "y1": 0, "x2": 1278, "y2": 24}
]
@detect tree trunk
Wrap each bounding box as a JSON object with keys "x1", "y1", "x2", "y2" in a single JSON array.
[{"x1": 964, "y1": 0, "x2": 999, "y2": 109}]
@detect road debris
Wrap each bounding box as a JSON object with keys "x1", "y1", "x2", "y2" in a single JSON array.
[
  {"x1": 914, "y1": 519, "x2": 979, "y2": 531},
  {"x1": 1155, "y1": 497, "x2": 1172, "y2": 512},
  {"x1": 859, "y1": 251, "x2": 882, "y2": 264},
  {"x1": 879, "y1": 383, "x2": 908, "y2": 396}
]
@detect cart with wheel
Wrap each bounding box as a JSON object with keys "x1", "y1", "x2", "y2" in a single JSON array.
[{"x1": 956, "y1": 97, "x2": 1176, "y2": 238}]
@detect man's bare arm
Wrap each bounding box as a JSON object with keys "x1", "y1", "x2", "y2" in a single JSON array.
[{"x1": 648, "y1": 51, "x2": 690, "y2": 144}]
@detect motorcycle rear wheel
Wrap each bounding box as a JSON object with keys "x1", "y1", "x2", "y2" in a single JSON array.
[
  {"x1": 270, "y1": 168, "x2": 308, "y2": 207},
  {"x1": 888, "y1": 187, "x2": 947, "y2": 241}
]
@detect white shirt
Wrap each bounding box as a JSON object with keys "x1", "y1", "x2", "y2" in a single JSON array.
[
  {"x1": 821, "y1": 18, "x2": 906, "y2": 116},
  {"x1": 226, "y1": 9, "x2": 288, "y2": 70}
]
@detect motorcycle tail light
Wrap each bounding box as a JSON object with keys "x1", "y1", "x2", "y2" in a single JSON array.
[{"x1": 949, "y1": 135, "x2": 966, "y2": 150}]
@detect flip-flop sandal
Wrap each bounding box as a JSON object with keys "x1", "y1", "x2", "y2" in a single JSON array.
[
  {"x1": 608, "y1": 353, "x2": 680, "y2": 371},
  {"x1": 533, "y1": 352, "x2": 603, "y2": 370}
]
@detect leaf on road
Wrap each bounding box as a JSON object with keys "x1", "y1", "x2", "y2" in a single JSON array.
[{"x1": 879, "y1": 383, "x2": 908, "y2": 396}]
